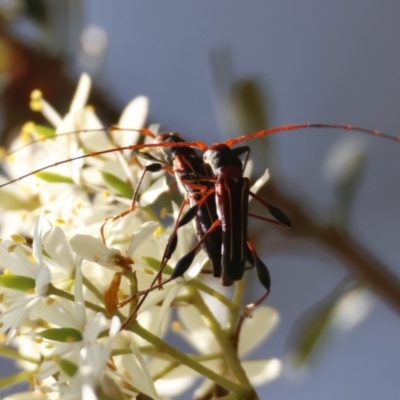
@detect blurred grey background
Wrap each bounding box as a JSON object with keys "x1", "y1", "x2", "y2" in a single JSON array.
[{"x1": 2, "y1": 1, "x2": 400, "y2": 399}]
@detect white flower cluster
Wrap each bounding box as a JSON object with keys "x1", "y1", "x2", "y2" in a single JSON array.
[{"x1": 0, "y1": 74, "x2": 281, "y2": 399}]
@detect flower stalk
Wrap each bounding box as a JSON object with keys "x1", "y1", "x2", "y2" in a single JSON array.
[{"x1": 130, "y1": 321, "x2": 249, "y2": 397}]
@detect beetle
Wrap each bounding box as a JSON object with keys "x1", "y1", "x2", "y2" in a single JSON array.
[
  {"x1": 129, "y1": 132, "x2": 288, "y2": 281},
  {"x1": 99, "y1": 129, "x2": 290, "y2": 318},
  {"x1": 1, "y1": 123, "x2": 398, "y2": 313}
]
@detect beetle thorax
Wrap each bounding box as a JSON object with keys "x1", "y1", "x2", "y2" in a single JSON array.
[{"x1": 203, "y1": 143, "x2": 242, "y2": 175}]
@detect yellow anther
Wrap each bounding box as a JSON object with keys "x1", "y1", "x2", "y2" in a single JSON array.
[
  {"x1": 153, "y1": 226, "x2": 163, "y2": 237},
  {"x1": 21, "y1": 121, "x2": 35, "y2": 142},
  {"x1": 27, "y1": 373, "x2": 35, "y2": 385},
  {"x1": 30, "y1": 89, "x2": 42, "y2": 100},
  {"x1": 7, "y1": 244, "x2": 17, "y2": 252},
  {"x1": 11, "y1": 234, "x2": 26, "y2": 243},
  {"x1": 21, "y1": 121, "x2": 35, "y2": 134},
  {"x1": 143, "y1": 268, "x2": 155, "y2": 275},
  {"x1": 160, "y1": 207, "x2": 168, "y2": 219},
  {"x1": 46, "y1": 297, "x2": 55, "y2": 306},
  {"x1": 30, "y1": 99, "x2": 42, "y2": 112},
  {"x1": 85, "y1": 104, "x2": 95, "y2": 113},
  {"x1": 171, "y1": 320, "x2": 182, "y2": 332}
]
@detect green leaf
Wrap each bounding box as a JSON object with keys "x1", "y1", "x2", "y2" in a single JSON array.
[
  {"x1": 100, "y1": 171, "x2": 134, "y2": 199},
  {"x1": 290, "y1": 281, "x2": 366, "y2": 369},
  {"x1": 59, "y1": 358, "x2": 78, "y2": 377},
  {"x1": 324, "y1": 137, "x2": 367, "y2": 226},
  {"x1": 34, "y1": 125, "x2": 56, "y2": 139},
  {"x1": 0, "y1": 275, "x2": 35, "y2": 291},
  {"x1": 231, "y1": 78, "x2": 272, "y2": 177},
  {"x1": 335, "y1": 151, "x2": 366, "y2": 225},
  {"x1": 230, "y1": 78, "x2": 267, "y2": 133},
  {"x1": 292, "y1": 303, "x2": 334, "y2": 368},
  {"x1": 35, "y1": 171, "x2": 74, "y2": 184},
  {"x1": 38, "y1": 328, "x2": 83, "y2": 342},
  {"x1": 142, "y1": 256, "x2": 173, "y2": 276}
]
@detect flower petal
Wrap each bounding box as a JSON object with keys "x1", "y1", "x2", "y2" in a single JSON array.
[
  {"x1": 177, "y1": 304, "x2": 219, "y2": 353},
  {"x1": 43, "y1": 225, "x2": 75, "y2": 273},
  {"x1": 70, "y1": 234, "x2": 108, "y2": 261},
  {"x1": 139, "y1": 176, "x2": 169, "y2": 207},
  {"x1": 250, "y1": 168, "x2": 270, "y2": 195},
  {"x1": 238, "y1": 306, "x2": 280, "y2": 356},
  {"x1": 83, "y1": 313, "x2": 108, "y2": 344},
  {"x1": 70, "y1": 73, "x2": 91, "y2": 114},
  {"x1": 119, "y1": 340, "x2": 161, "y2": 400},
  {"x1": 128, "y1": 221, "x2": 159, "y2": 256},
  {"x1": 116, "y1": 96, "x2": 149, "y2": 146},
  {"x1": 35, "y1": 266, "x2": 51, "y2": 295},
  {"x1": 242, "y1": 358, "x2": 281, "y2": 385}
]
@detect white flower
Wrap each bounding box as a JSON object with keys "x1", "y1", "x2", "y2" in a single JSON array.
[
  {"x1": 57, "y1": 315, "x2": 123, "y2": 400},
  {"x1": 0, "y1": 73, "x2": 281, "y2": 399},
  {"x1": 0, "y1": 73, "x2": 150, "y2": 239},
  {"x1": 0, "y1": 214, "x2": 54, "y2": 344}
]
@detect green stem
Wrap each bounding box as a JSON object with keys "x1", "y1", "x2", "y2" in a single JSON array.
[
  {"x1": 0, "y1": 345, "x2": 40, "y2": 364},
  {"x1": 82, "y1": 274, "x2": 104, "y2": 302},
  {"x1": 151, "y1": 352, "x2": 223, "y2": 382},
  {"x1": 189, "y1": 287, "x2": 257, "y2": 398},
  {"x1": 151, "y1": 360, "x2": 180, "y2": 380},
  {"x1": 227, "y1": 279, "x2": 245, "y2": 333},
  {"x1": 126, "y1": 270, "x2": 138, "y2": 316},
  {"x1": 130, "y1": 321, "x2": 244, "y2": 395},
  {"x1": 0, "y1": 371, "x2": 30, "y2": 390},
  {"x1": 189, "y1": 279, "x2": 233, "y2": 310},
  {"x1": 48, "y1": 284, "x2": 105, "y2": 313},
  {"x1": 112, "y1": 346, "x2": 221, "y2": 363}
]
